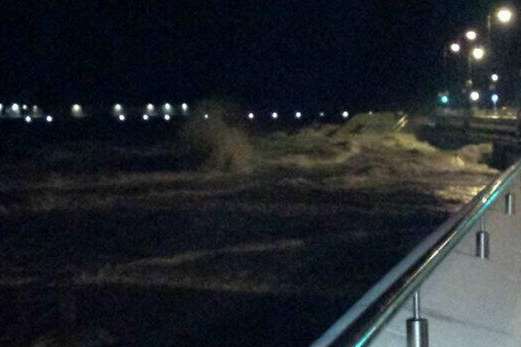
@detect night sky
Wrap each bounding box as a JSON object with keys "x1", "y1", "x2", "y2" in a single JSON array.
[{"x1": 1, "y1": 1, "x2": 517, "y2": 111}]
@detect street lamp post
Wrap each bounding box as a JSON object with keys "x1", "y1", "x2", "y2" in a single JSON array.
[
  {"x1": 444, "y1": 41, "x2": 467, "y2": 104},
  {"x1": 486, "y1": 7, "x2": 514, "y2": 103},
  {"x1": 466, "y1": 46, "x2": 486, "y2": 87},
  {"x1": 486, "y1": 7, "x2": 513, "y2": 43}
]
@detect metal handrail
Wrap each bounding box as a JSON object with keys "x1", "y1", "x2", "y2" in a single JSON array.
[{"x1": 312, "y1": 159, "x2": 521, "y2": 347}]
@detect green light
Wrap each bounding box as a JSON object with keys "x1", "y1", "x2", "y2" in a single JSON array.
[{"x1": 440, "y1": 96, "x2": 449, "y2": 104}]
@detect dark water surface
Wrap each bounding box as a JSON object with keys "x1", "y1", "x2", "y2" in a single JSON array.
[
  {"x1": 0, "y1": 196, "x2": 445, "y2": 346},
  {"x1": 0, "y1": 119, "x2": 495, "y2": 346}
]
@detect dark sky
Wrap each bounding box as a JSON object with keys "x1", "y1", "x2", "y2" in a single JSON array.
[{"x1": 1, "y1": 1, "x2": 516, "y2": 111}]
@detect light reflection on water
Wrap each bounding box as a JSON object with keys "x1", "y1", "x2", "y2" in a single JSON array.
[{"x1": 435, "y1": 185, "x2": 485, "y2": 204}]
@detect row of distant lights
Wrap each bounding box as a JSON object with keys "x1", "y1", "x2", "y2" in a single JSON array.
[
  {"x1": 249, "y1": 111, "x2": 350, "y2": 120},
  {"x1": 441, "y1": 91, "x2": 500, "y2": 104},
  {"x1": 120, "y1": 110, "x2": 349, "y2": 122},
  {"x1": 105, "y1": 103, "x2": 350, "y2": 121},
  {"x1": 0, "y1": 103, "x2": 54, "y2": 123},
  {"x1": 69, "y1": 102, "x2": 190, "y2": 123},
  {"x1": 2, "y1": 102, "x2": 351, "y2": 123}
]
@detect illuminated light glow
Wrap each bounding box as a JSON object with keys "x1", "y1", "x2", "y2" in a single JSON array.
[
  {"x1": 11, "y1": 103, "x2": 20, "y2": 112},
  {"x1": 497, "y1": 7, "x2": 514, "y2": 24},
  {"x1": 142, "y1": 114, "x2": 150, "y2": 121},
  {"x1": 181, "y1": 103, "x2": 189, "y2": 112},
  {"x1": 491, "y1": 94, "x2": 499, "y2": 104},
  {"x1": 342, "y1": 111, "x2": 350, "y2": 118},
  {"x1": 441, "y1": 95, "x2": 449, "y2": 104},
  {"x1": 368, "y1": 111, "x2": 374, "y2": 115},
  {"x1": 271, "y1": 112, "x2": 278, "y2": 119},
  {"x1": 118, "y1": 114, "x2": 126, "y2": 121},
  {"x1": 114, "y1": 104, "x2": 123, "y2": 112},
  {"x1": 470, "y1": 91, "x2": 480, "y2": 102},
  {"x1": 164, "y1": 114, "x2": 171, "y2": 121},
  {"x1": 22, "y1": 104, "x2": 28, "y2": 111},
  {"x1": 204, "y1": 114, "x2": 209, "y2": 119},
  {"x1": 164, "y1": 103, "x2": 172, "y2": 111},
  {"x1": 0, "y1": 104, "x2": 3, "y2": 111},
  {"x1": 295, "y1": 112, "x2": 302, "y2": 119},
  {"x1": 33, "y1": 105, "x2": 39, "y2": 112},
  {"x1": 319, "y1": 112, "x2": 325, "y2": 117},
  {"x1": 146, "y1": 104, "x2": 154, "y2": 112},
  {"x1": 24, "y1": 116, "x2": 32, "y2": 123},
  {"x1": 465, "y1": 30, "x2": 478, "y2": 41},
  {"x1": 46, "y1": 115, "x2": 53, "y2": 122},
  {"x1": 472, "y1": 47, "x2": 485, "y2": 61},
  {"x1": 491, "y1": 73, "x2": 499, "y2": 82},
  {"x1": 72, "y1": 104, "x2": 82, "y2": 113},
  {"x1": 450, "y1": 43, "x2": 461, "y2": 53},
  {"x1": 248, "y1": 112, "x2": 255, "y2": 120}
]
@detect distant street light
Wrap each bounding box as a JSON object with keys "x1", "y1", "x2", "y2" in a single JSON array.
[
  {"x1": 22, "y1": 104, "x2": 28, "y2": 111},
  {"x1": 295, "y1": 111, "x2": 302, "y2": 119},
  {"x1": 342, "y1": 111, "x2": 349, "y2": 118},
  {"x1": 24, "y1": 116, "x2": 32, "y2": 123},
  {"x1": 142, "y1": 114, "x2": 150, "y2": 121},
  {"x1": 11, "y1": 103, "x2": 20, "y2": 112},
  {"x1": 163, "y1": 103, "x2": 172, "y2": 112},
  {"x1": 181, "y1": 103, "x2": 189, "y2": 112},
  {"x1": 164, "y1": 114, "x2": 171, "y2": 121},
  {"x1": 118, "y1": 114, "x2": 126, "y2": 121},
  {"x1": 248, "y1": 112, "x2": 255, "y2": 120},
  {"x1": 465, "y1": 30, "x2": 478, "y2": 41},
  {"x1": 470, "y1": 91, "x2": 480, "y2": 102},
  {"x1": 441, "y1": 95, "x2": 449, "y2": 104},
  {"x1": 450, "y1": 43, "x2": 461, "y2": 53},
  {"x1": 471, "y1": 47, "x2": 486, "y2": 60},
  {"x1": 146, "y1": 104, "x2": 154, "y2": 112},
  {"x1": 497, "y1": 7, "x2": 514, "y2": 24},
  {"x1": 204, "y1": 114, "x2": 209, "y2": 119},
  {"x1": 46, "y1": 115, "x2": 53, "y2": 123},
  {"x1": 319, "y1": 112, "x2": 325, "y2": 117},
  {"x1": 71, "y1": 104, "x2": 83, "y2": 117},
  {"x1": 491, "y1": 93, "x2": 499, "y2": 114},
  {"x1": 114, "y1": 104, "x2": 123, "y2": 113},
  {"x1": 491, "y1": 73, "x2": 499, "y2": 82},
  {"x1": 271, "y1": 112, "x2": 278, "y2": 119}
]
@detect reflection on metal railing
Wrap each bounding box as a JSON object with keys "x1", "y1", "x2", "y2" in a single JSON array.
[{"x1": 312, "y1": 159, "x2": 521, "y2": 347}]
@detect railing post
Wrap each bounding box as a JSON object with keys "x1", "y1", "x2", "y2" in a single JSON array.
[
  {"x1": 505, "y1": 193, "x2": 514, "y2": 216},
  {"x1": 406, "y1": 291, "x2": 429, "y2": 347},
  {"x1": 476, "y1": 216, "x2": 489, "y2": 259}
]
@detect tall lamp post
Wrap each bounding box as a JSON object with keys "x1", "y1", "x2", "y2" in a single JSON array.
[
  {"x1": 462, "y1": 30, "x2": 479, "y2": 87},
  {"x1": 487, "y1": 7, "x2": 514, "y2": 63},
  {"x1": 441, "y1": 42, "x2": 463, "y2": 102}
]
